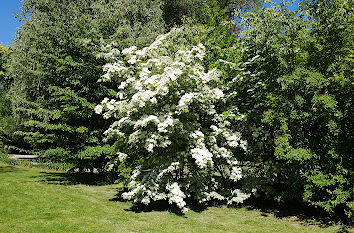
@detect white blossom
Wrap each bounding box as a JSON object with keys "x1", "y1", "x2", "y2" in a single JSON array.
[
  {"x1": 117, "y1": 152, "x2": 128, "y2": 162},
  {"x1": 191, "y1": 147, "x2": 214, "y2": 169},
  {"x1": 228, "y1": 189, "x2": 251, "y2": 205},
  {"x1": 178, "y1": 93, "x2": 196, "y2": 113},
  {"x1": 96, "y1": 31, "x2": 250, "y2": 212},
  {"x1": 210, "y1": 88, "x2": 224, "y2": 99},
  {"x1": 95, "y1": 105, "x2": 103, "y2": 114},
  {"x1": 122, "y1": 46, "x2": 137, "y2": 57},
  {"x1": 167, "y1": 182, "x2": 187, "y2": 212},
  {"x1": 229, "y1": 166, "x2": 243, "y2": 181}
]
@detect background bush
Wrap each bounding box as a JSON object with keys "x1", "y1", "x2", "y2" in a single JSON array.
[{"x1": 229, "y1": 0, "x2": 354, "y2": 218}]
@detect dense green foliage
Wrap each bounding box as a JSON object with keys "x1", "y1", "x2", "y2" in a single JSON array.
[
  {"x1": 0, "y1": 45, "x2": 7, "y2": 150},
  {"x1": 300, "y1": 0, "x2": 354, "y2": 217},
  {"x1": 0, "y1": 45, "x2": 16, "y2": 152},
  {"x1": 163, "y1": 0, "x2": 259, "y2": 27},
  {"x1": 8, "y1": 0, "x2": 167, "y2": 167},
  {"x1": 229, "y1": 0, "x2": 354, "y2": 217},
  {"x1": 0, "y1": 44, "x2": 7, "y2": 84}
]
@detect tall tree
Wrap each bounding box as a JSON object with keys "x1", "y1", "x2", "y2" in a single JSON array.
[
  {"x1": 0, "y1": 44, "x2": 17, "y2": 152},
  {"x1": 8, "y1": 0, "x2": 166, "y2": 166},
  {"x1": 163, "y1": 0, "x2": 259, "y2": 27},
  {"x1": 229, "y1": 0, "x2": 353, "y2": 217}
]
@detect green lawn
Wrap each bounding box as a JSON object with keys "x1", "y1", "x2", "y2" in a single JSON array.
[{"x1": 0, "y1": 164, "x2": 350, "y2": 233}]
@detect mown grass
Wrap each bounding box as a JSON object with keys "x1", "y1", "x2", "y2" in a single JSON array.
[{"x1": 0, "y1": 164, "x2": 351, "y2": 233}]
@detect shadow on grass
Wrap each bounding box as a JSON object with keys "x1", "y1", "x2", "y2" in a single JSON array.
[
  {"x1": 34, "y1": 170, "x2": 353, "y2": 228},
  {"x1": 36, "y1": 171, "x2": 117, "y2": 186},
  {"x1": 0, "y1": 165, "x2": 23, "y2": 174},
  {"x1": 109, "y1": 190, "x2": 208, "y2": 216},
  {"x1": 127, "y1": 201, "x2": 186, "y2": 216},
  {"x1": 111, "y1": 190, "x2": 352, "y2": 228},
  {"x1": 240, "y1": 197, "x2": 353, "y2": 230}
]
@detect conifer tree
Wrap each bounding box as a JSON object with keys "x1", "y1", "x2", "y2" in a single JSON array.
[{"x1": 8, "y1": 0, "x2": 166, "y2": 167}]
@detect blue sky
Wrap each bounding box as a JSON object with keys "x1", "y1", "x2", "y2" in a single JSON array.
[
  {"x1": 0, "y1": 0, "x2": 22, "y2": 46},
  {"x1": 0, "y1": 0, "x2": 300, "y2": 47}
]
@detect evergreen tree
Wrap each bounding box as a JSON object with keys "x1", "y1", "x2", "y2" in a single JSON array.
[{"x1": 8, "y1": 0, "x2": 166, "y2": 167}]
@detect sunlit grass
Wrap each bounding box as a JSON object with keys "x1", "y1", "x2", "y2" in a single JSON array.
[{"x1": 0, "y1": 164, "x2": 350, "y2": 233}]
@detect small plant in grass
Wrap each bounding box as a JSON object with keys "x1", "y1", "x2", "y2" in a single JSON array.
[{"x1": 96, "y1": 30, "x2": 250, "y2": 213}]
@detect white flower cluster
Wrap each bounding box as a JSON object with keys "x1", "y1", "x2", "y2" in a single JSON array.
[
  {"x1": 167, "y1": 182, "x2": 188, "y2": 213},
  {"x1": 96, "y1": 31, "x2": 249, "y2": 212}
]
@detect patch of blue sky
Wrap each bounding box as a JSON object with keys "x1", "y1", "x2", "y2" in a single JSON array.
[{"x1": 0, "y1": 0, "x2": 22, "y2": 46}]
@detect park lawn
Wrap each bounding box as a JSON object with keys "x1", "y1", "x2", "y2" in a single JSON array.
[{"x1": 0, "y1": 164, "x2": 350, "y2": 233}]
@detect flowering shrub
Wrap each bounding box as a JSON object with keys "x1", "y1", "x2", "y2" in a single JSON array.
[{"x1": 95, "y1": 31, "x2": 250, "y2": 212}]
